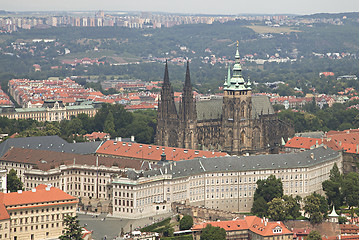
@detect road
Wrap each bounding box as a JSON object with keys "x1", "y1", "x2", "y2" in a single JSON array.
[{"x1": 78, "y1": 212, "x2": 174, "y2": 240}]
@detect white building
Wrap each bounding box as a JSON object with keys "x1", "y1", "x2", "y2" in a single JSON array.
[{"x1": 110, "y1": 146, "x2": 342, "y2": 218}]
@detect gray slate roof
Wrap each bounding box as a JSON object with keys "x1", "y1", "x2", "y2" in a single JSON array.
[
  {"x1": 251, "y1": 95, "x2": 274, "y2": 118},
  {"x1": 175, "y1": 95, "x2": 274, "y2": 122},
  {"x1": 295, "y1": 131, "x2": 325, "y2": 139},
  {"x1": 0, "y1": 135, "x2": 102, "y2": 157},
  {"x1": 135, "y1": 147, "x2": 340, "y2": 180},
  {"x1": 196, "y1": 99, "x2": 223, "y2": 121}
]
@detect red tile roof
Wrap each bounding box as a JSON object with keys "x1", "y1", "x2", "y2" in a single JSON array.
[
  {"x1": 285, "y1": 137, "x2": 323, "y2": 149},
  {"x1": 1, "y1": 147, "x2": 144, "y2": 171},
  {"x1": 340, "y1": 224, "x2": 359, "y2": 234},
  {"x1": 96, "y1": 140, "x2": 228, "y2": 161},
  {"x1": 84, "y1": 132, "x2": 110, "y2": 140},
  {"x1": 0, "y1": 185, "x2": 77, "y2": 207},
  {"x1": 323, "y1": 236, "x2": 359, "y2": 240},
  {"x1": 285, "y1": 137, "x2": 342, "y2": 152},
  {"x1": 192, "y1": 216, "x2": 292, "y2": 237},
  {"x1": 0, "y1": 204, "x2": 9, "y2": 220}
]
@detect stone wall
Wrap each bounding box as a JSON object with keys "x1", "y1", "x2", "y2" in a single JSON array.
[
  {"x1": 171, "y1": 202, "x2": 244, "y2": 222},
  {"x1": 285, "y1": 220, "x2": 340, "y2": 237},
  {"x1": 342, "y1": 152, "x2": 359, "y2": 174}
]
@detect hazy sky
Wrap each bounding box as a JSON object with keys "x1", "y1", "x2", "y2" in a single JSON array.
[{"x1": 2, "y1": 0, "x2": 359, "y2": 15}]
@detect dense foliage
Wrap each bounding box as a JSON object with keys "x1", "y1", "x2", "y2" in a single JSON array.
[
  {"x1": 322, "y1": 163, "x2": 343, "y2": 208},
  {"x1": 6, "y1": 169, "x2": 23, "y2": 192},
  {"x1": 251, "y1": 175, "x2": 283, "y2": 217},
  {"x1": 322, "y1": 164, "x2": 359, "y2": 215},
  {"x1": 59, "y1": 215, "x2": 82, "y2": 240},
  {"x1": 200, "y1": 224, "x2": 226, "y2": 240},
  {"x1": 0, "y1": 104, "x2": 157, "y2": 144},
  {"x1": 307, "y1": 230, "x2": 322, "y2": 240},
  {"x1": 303, "y1": 192, "x2": 329, "y2": 224},
  {"x1": 278, "y1": 101, "x2": 359, "y2": 133},
  {"x1": 179, "y1": 215, "x2": 194, "y2": 231}
]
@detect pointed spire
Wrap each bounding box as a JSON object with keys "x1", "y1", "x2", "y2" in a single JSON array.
[
  {"x1": 163, "y1": 60, "x2": 170, "y2": 86},
  {"x1": 185, "y1": 61, "x2": 191, "y2": 87},
  {"x1": 235, "y1": 40, "x2": 240, "y2": 61}
]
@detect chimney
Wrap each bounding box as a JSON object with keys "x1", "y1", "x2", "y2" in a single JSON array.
[
  {"x1": 310, "y1": 153, "x2": 314, "y2": 159},
  {"x1": 339, "y1": 141, "x2": 342, "y2": 146},
  {"x1": 131, "y1": 136, "x2": 135, "y2": 142},
  {"x1": 357, "y1": 145, "x2": 359, "y2": 154},
  {"x1": 17, "y1": 190, "x2": 22, "y2": 194},
  {"x1": 161, "y1": 152, "x2": 166, "y2": 162},
  {"x1": 32, "y1": 189, "x2": 36, "y2": 193}
]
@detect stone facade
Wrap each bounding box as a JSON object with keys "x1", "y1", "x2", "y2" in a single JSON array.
[
  {"x1": 0, "y1": 185, "x2": 77, "y2": 240},
  {"x1": 110, "y1": 147, "x2": 342, "y2": 218},
  {"x1": 155, "y1": 48, "x2": 294, "y2": 155},
  {"x1": 0, "y1": 101, "x2": 98, "y2": 122}
]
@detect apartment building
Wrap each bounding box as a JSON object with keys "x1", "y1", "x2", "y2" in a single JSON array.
[
  {"x1": 110, "y1": 146, "x2": 342, "y2": 218},
  {"x1": 192, "y1": 216, "x2": 293, "y2": 240},
  {"x1": 0, "y1": 184, "x2": 77, "y2": 240}
]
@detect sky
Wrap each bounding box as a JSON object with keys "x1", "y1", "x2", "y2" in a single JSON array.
[{"x1": 1, "y1": 0, "x2": 359, "y2": 15}]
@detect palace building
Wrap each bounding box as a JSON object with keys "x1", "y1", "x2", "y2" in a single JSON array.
[
  {"x1": 155, "y1": 46, "x2": 294, "y2": 154},
  {"x1": 110, "y1": 146, "x2": 342, "y2": 218}
]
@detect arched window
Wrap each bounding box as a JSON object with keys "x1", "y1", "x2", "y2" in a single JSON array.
[{"x1": 240, "y1": 131, "x2": 245, "y2": 145}]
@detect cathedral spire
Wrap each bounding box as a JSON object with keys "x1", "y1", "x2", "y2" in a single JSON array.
[
  {"x1": 223, "y1": 43, "x2": 251, "y2": 91},
  {"x1": 163, "y1": 60, "x2": 170, "y2": 86},
  {"x1": 184, "y1": 61, "x2": 191, "y2": 87},
  {"x1": 235, "y1": 40, "x2": 240, "y2": 60},
  {"x1": 224, "y1": 64, "x2": 230, "y2": 87}
]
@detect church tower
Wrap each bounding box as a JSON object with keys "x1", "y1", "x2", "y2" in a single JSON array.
[
  {"x1": 179, "y1": 62, "x2": 197, "y2": 149},
  {"x1": 155, "y1": 61, "x2": 180, "y2": 147},
  {"x1": 222, "y1": 44, "x2": 253, "y2": 154}
]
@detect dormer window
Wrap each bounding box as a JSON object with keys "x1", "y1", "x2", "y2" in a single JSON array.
[{"x1": 273, "y1": 226, "x2": 282, "y2": 234}]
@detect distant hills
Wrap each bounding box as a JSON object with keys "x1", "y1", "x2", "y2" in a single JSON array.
[{"x1": 301, "y1": 12, "x2": 359, "y2": 19}]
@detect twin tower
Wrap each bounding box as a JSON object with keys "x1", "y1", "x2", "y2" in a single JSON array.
[{"x1": 155, "y1": 47, "x2": 293, "y2": 155}]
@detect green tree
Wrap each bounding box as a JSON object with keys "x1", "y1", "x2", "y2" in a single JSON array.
[
  {"x1": 322, "y1": 163, "x2": 343, "y2": 208},
  {"x1": 342, "y1": 172, "x2": 359, "y2": 211},
  {"x1": 307, "y1": 230, "x2": 322, "y2": 240},
  {"x1": 304, "y1": 192, "x2": 328, "y2": 224},
  {"x1": 7, "y1": 169, "x2": 23, "y2": 192},
  {"x1": 254, "y1": 175, "x2": 283, "y2": 203},
  {"x1": 267, "y1": 195, "x2": 301, "y2": 221},
  {"x1": 251, "y1": 196, "x2": 268, "y2": 217},
  {"x1": 163, "y1": 224, "x2": 174, "y2": 237},
  {"x1": 283, "y1": 195, "x2": 302, "y2": 220},
  {"x1": 252, "y1": 175, "x2": 283, "y2": 216},
  {"x1": 104, "y1": 111, "x2": 115, "y2": 137},
  {"x1": 200, "y1": 224, "x2": 226, "y2": 240},
  {"x1": 180, "y1": 215, "x2": 194, "y2": 230},
  {"x1": 59, "y1": 215, "x2": 82, "y2": 240},
  {"x1": 338, "y1": 216, "x2": 348, "y2": 224},
  {"x1": 268, "y1": 198, "x2": 287, "y2": 221}
]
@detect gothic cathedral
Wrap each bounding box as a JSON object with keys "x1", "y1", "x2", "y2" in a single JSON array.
[{"x1": 155, "y1": 46, "x2": 294, "y2": 155}]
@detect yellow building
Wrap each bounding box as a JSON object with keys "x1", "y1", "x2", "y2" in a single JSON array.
[
  {"x1": 0, "y1": 103, "x2": 98, "y2": 122},
  {"x1": 0, "y1": 184, "x2": 78, "y2": 240}
]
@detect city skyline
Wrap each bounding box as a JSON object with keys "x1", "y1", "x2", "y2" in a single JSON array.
[{"x1": 1, "y1": 0, "x2": 359, "y2": 15}]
